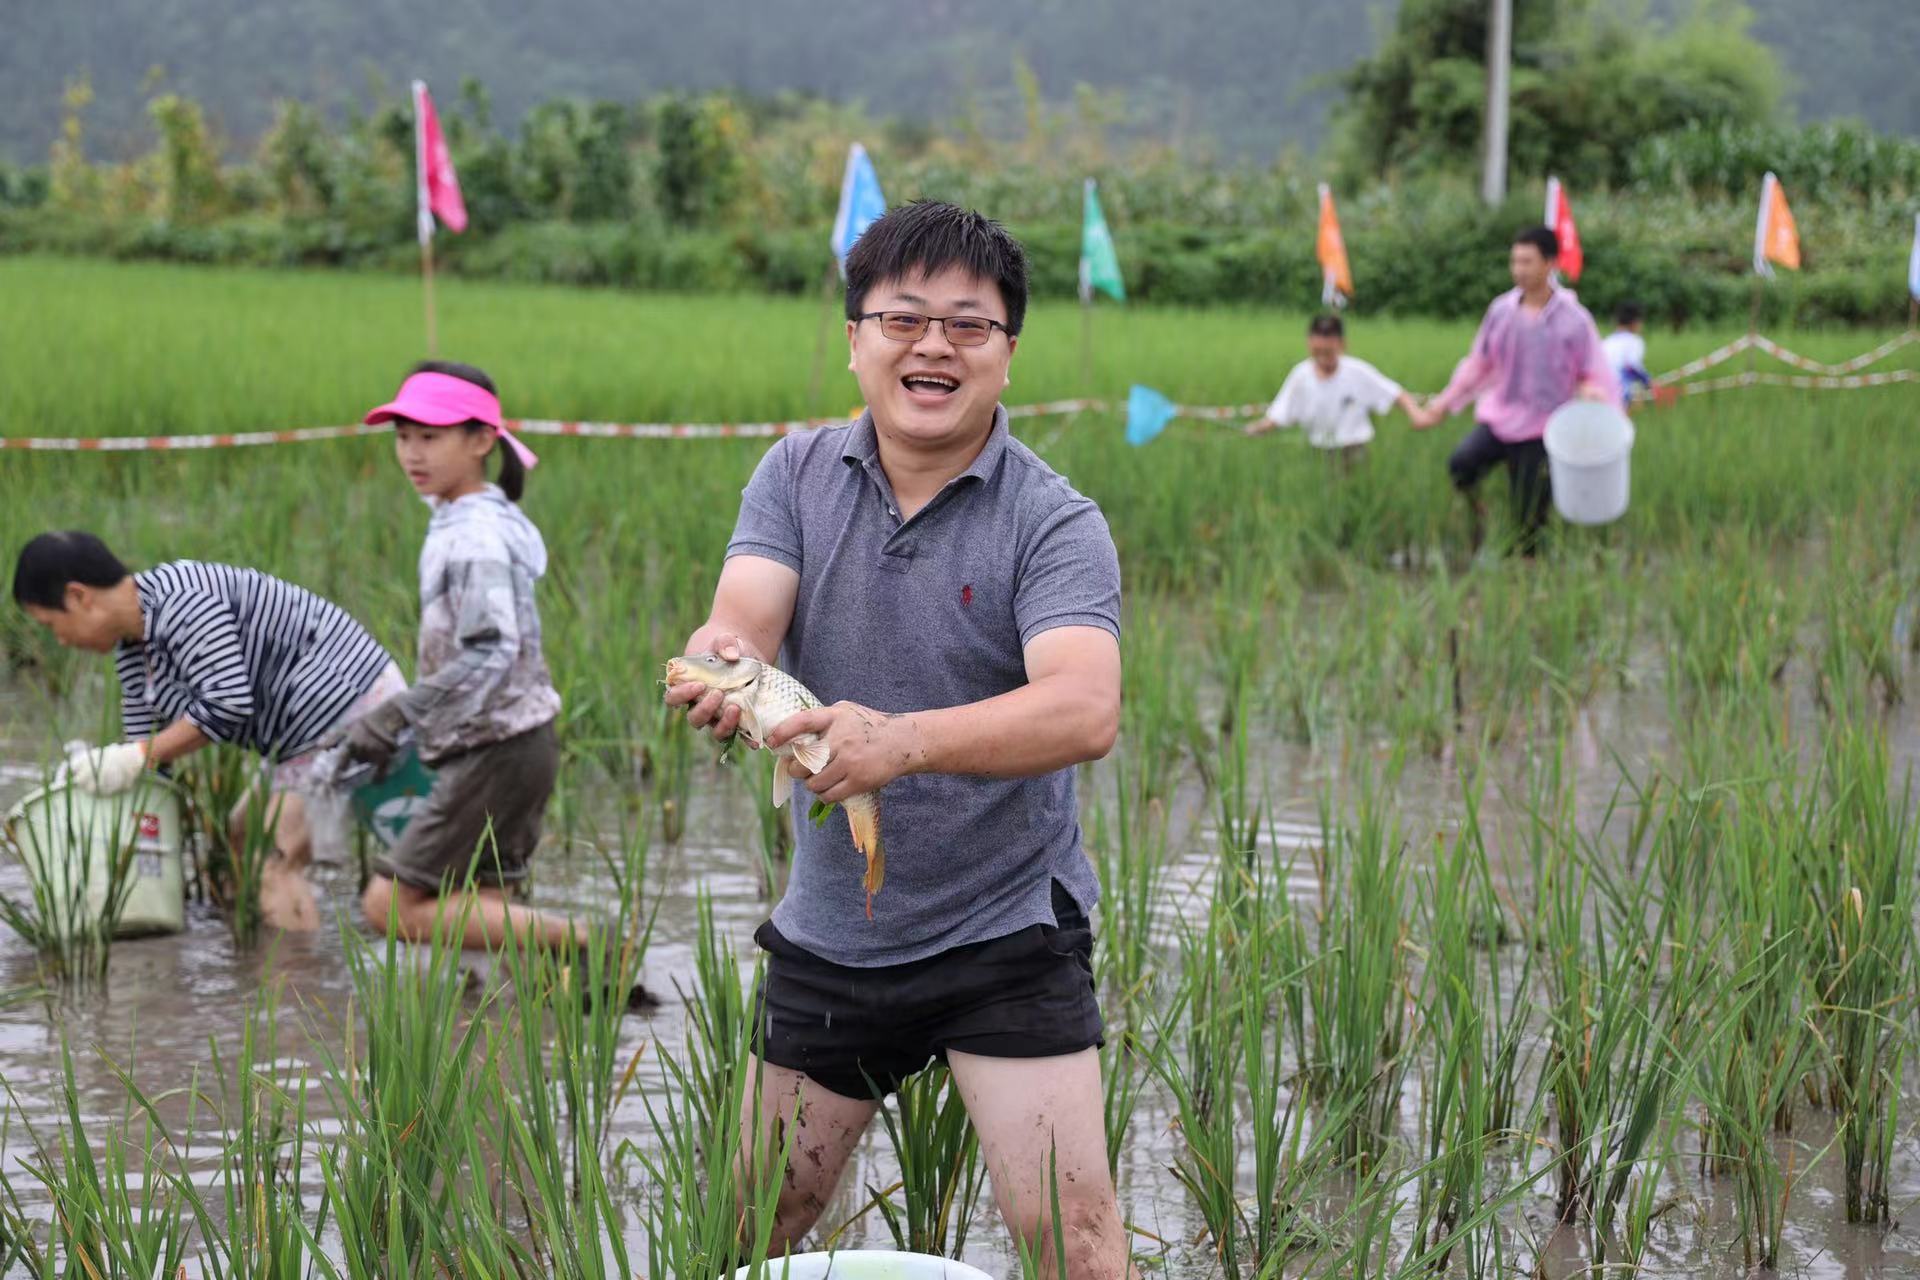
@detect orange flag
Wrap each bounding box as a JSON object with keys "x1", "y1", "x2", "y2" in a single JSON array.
[
  {"x1": 1317, "y1": 183, "x2": 1353, "y2": 306},
  {"x1": 1753, "y1": 171, "x2": 1800, "y2": 277}
]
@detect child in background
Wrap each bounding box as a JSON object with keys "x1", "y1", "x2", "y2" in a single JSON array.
[
  {"x1": 337, "y1": 360, "x2": 588, "y2": 960},
  {"x1": 1244, "y1": 313, "x2": 1427, "y2": 468},
  {"x1": 1604, "y1": 302, "x2": 1651, "y2": 411}
]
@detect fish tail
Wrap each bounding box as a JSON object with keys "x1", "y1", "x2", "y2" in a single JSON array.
[{"x1": 847, "y1": 794, "x2": 883, "y2": 916}]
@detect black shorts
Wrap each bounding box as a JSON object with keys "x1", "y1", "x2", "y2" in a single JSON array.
[{"x1": 751, "y1": 881, "x2": 1105, "y2": 1100}]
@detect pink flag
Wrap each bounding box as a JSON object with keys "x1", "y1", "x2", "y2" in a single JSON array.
[
  {"x1": 1544, "y1": 176, "x2": 1583, "y2": 283},
  {"x1": 412, "y1": 80, "x2": 467, "y2": 244}
]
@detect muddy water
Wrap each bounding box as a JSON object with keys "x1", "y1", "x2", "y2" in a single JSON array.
[{"x1": 3, "y1": 661, "x2": 1920, "y2": 1277}]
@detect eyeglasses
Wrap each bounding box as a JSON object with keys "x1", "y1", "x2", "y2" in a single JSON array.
[{"x1": 856, "y1": 311, "x2": 1011, "y2": 347}]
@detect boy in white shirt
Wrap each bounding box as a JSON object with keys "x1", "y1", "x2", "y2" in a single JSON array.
[
  {"x1": 1244, "y1": 313, "x2": 1425, "y2": 468},
  {"x1": 1601, "y1": 302, "x2": 1650, "y2": 411}
]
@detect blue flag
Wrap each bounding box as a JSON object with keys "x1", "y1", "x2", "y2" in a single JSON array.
[
  {"x1": 1909, "y1": 213, "x2": 1919, "y2": 304},
  {"x1": 831, "y1": 143, "x2": 887, "y2": 270},
  {"x1": 1126, "y1": 384, "x2": 1177, "y2": 447}
]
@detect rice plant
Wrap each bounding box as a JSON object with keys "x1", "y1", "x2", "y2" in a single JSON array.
[
  {"x1": 1301, "y1": 756, "x2": 1413, "y2": 1168},
  {"x1": 1801, "y1": 722, "x2": 1917, "y2": 1224},
  {"x1": 867, "y1": 1064, "x2": 989, "y2": 1256},
  {"x1": 0, "y1": 1039, "x2": 193, "y2": 1279}
]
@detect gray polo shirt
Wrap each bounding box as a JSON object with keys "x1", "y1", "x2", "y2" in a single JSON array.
[{"x1": 726, "y1": 404, "x2": 1121, "y2": 966}]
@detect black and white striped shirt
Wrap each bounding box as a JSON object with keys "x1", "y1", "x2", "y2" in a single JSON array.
[{"x1": 114, "y1": 561, "x2": 394, "y2": 761}]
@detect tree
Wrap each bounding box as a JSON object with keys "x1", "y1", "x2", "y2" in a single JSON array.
[
  {"x1": 1332, "y1": 0, "x2": 1783, "y2": 189},
  {"x1": 146, "y1": 94, "x2": 225, "y2": 221},
  {"x1": 652, "y1": 95, "x2": 741, "y2": 228}
]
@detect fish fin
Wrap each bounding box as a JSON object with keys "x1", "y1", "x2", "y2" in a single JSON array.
[
  {"x1": 788, "y1": 735, "x2": 831, "y2": 776},
  {"x1": 770, "y1": 755, "x2": 789, "y2": 808},
  {"x1": 848, "y1": 798, "x2": 883, "y2": 918}
]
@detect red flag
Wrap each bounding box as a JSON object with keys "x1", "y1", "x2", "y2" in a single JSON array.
[
  {"x1": 1544, "y1": 176, "x2": 1582, "y2": 283},
  {"x1": 412, "y1": 81, "x2": 467, "y2": 244}
]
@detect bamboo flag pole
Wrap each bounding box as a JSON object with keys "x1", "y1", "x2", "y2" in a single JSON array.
[
  {"x1": 413, "y1": 80, "x2": 438, "y2": 356},
  {"x1": 1080, "y1": 294, "x2": 1094, "y2": 397},
  {"x1": 421, "y1": 237, "x2": 438, "y2": 357}
]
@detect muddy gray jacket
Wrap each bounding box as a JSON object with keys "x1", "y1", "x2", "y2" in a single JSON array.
[{"x1": 391, "y1": 485, "x2": 561, "y2": 764}]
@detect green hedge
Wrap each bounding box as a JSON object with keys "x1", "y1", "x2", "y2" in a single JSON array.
[{"x1": 4, "y1": 205, "x2": 1912, "y2": 327}]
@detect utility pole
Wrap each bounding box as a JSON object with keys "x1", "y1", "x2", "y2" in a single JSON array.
[{"x1": 1481, "y1": 0, "x2": 1512, "y2": 206}]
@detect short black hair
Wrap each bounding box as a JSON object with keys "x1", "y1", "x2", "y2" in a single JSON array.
[
  {"x1": 408, "y1": 359, "x2": 496, "y2": 395},
  {"x1": 1613, "y1": 301, "x2": 1645, "y2": 327},
  {"x1": 399, "y1": 359, "x2": 524, "y2": 502},
  {"x1": 12, "y1": 531, "x2": 129, "y2": 610},
  {"x1": 1307, "y1": 313, "x2": 1345, "y2": 339},
  {"x1": 844, "y1": 200, "x2": 1030, "y2": 336},
  {"x1": 1513, "y1": 225, "x2": 1560, "y2": 260}
]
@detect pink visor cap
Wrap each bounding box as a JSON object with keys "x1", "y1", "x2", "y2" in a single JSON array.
[{"x1": 363, "y1": 372, "x2": 539, "y2": 470}]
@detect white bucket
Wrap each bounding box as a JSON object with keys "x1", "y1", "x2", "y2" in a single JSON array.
[
  {"x1": 733, "y1": 1252, "x2": 995, "y2": 1280},
  {"x1": 2, "y1": 777, "x2": 188, "y2": 938},
  {"x1": 1543, "y1": 400, "x2": 1635, "y2": 526}
]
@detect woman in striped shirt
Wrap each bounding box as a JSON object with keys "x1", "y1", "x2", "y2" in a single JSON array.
[{"x1": 11, "y1": 530, "x2": 403, "y2": 931}]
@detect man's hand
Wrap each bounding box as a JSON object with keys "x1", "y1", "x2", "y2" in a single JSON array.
[
  {"x1": 664, "y1": 629, "x2": 756, "y2": 744},
  {"x1": 1243, "y1": 417, "x2": 1276, "y2": 437},
  {"x1": 1575, "y1": 380, "x2": 1610, "y2": 403},
  {"x1": 765, "y1": 701, "x2": 925, "y2": 805},
  {"x1": 61, "y1": 741, "x2": 149, "y2": 795},
  {"x1": 1407, "y1": 399, "x2": 1444, "y2": 431}
]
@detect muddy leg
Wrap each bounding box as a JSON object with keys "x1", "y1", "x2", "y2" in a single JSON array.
[
  {"x1": 739, "y1": 1056, "x2": 878, "y2": 1253},
  {"x1": 949, "y1": 1047, "x2": 1137, "y2": 1280}
]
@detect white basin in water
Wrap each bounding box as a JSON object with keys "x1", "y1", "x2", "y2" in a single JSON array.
[{"x1": 733, "y1": 1252, "x2": 995, "y2": 1280}]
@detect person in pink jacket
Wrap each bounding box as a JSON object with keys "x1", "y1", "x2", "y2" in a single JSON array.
[{"x1": 1410, "y1": 226, "x2": 1619, "y2": 555}]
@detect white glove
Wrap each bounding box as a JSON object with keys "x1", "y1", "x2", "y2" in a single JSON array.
[{"x1": 61, "y1": 742, "x2": 150, "y2": 796}]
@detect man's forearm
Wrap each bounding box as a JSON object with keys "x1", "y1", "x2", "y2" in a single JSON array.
[
  {"x1": 148, "y1": 717, "x2": 211, "y2": 767},
  {"x1": 903, "y1": 676, "x2": 1118, "y2": 781}
]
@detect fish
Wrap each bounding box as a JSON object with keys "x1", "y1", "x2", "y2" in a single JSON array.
[{"x1": 664, "y1": 652, "x2": 885, "y2": 918}]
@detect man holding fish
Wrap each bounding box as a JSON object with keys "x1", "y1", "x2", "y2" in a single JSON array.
[{"x1": 665, "y1": 200, "x2": 1132, "y2": 1276}]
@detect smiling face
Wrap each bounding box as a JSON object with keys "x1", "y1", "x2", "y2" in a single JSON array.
[
  {"x1": 847, "y1": 264, "x2": 1017, "y2": 450},
  {"x1": 393, "y1": 421, "x2": 495, "y2": 502}
]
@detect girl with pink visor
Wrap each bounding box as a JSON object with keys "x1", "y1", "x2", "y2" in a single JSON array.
[{"x1": 333, "y1": 360, "x2": 616, "y2": 981}]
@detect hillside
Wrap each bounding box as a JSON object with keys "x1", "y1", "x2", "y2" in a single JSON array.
[{"x1": 2, "y1": 0, "x2": 1913, "y2": 164}]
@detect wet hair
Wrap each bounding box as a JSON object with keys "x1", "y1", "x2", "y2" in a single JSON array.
[
  {"x1": 401, "y1": 359, "x2": 524, "y2": 501},
  {"x1": 844, "y1": 199, "x2": 1030, "y2": 336},
  {"x1": 11, "y1": 531, "x2": 130, "y2": 610},
  {"x1": 1307, "y1": 313, "x2": 1345, "y2": 339},
  {"x1": 1613, "y1": 301, "x2": 1645, "y2": 328},
  {"x1": 1513, "y1": 225, "x2": 1560, "y2": 261}
]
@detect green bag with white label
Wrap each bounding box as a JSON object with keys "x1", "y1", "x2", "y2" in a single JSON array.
[{"x1": 346, "y1": 746, "x2": 437, "y2": 850}]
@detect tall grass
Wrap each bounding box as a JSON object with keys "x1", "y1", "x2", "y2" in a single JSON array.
[
  {"x1": 628, "y1": 902, "x2": 793, "y2": 1278},
  {"x1": 1302, "y1": 757, "x2": 1413, "y2": 1169},
  {"x1": 867, "y1": 1064, "x2": 988, "y2": 1256}
]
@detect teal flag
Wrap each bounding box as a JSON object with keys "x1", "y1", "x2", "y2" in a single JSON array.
[
  {"x1": 1079, "y1": 179, "x2": 1125, "y2": 303},
  {"x1": 1126, "y1": 384, "x2": 1176, "y2": 447}
]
